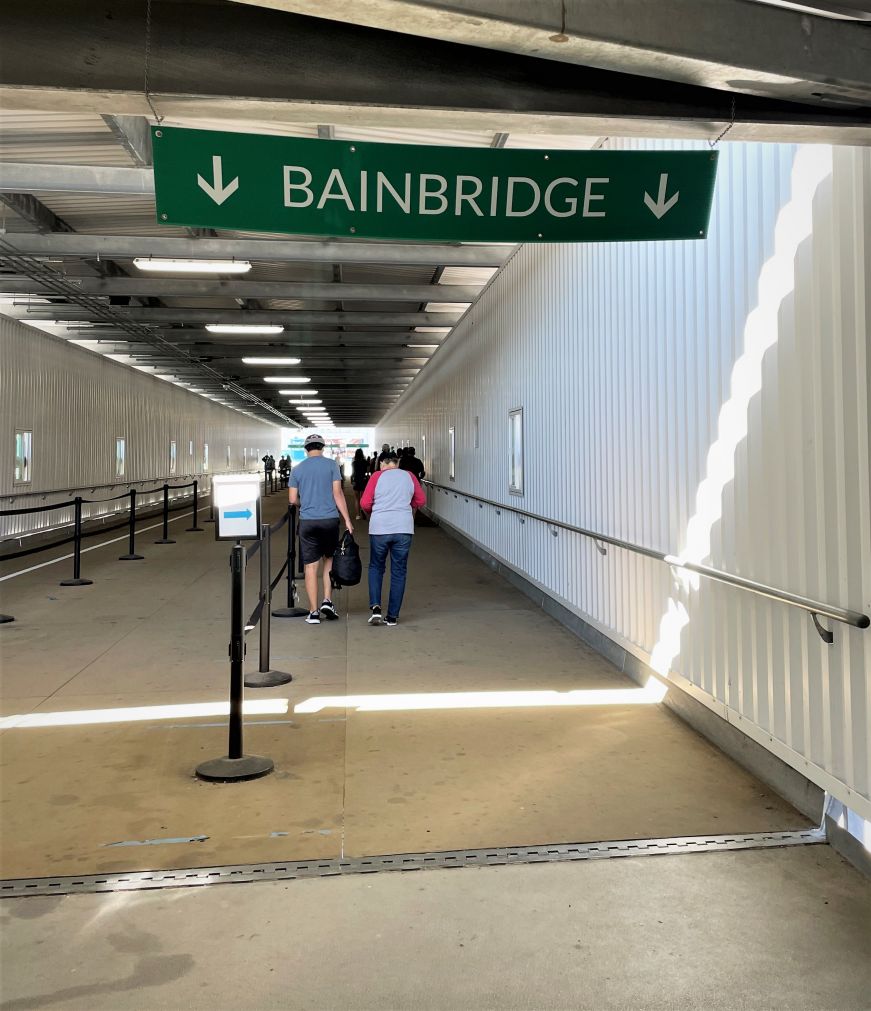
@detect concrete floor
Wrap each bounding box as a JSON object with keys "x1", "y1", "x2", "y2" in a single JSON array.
[
  {"x1": 1, "y1": 492, "x2": 869, "y2": 1009},
  {"x1": 1, "y1": 845, "x2": 869, "y2": 1010},
  {"x1": 1, "y1": 492, "x2": 808, "y2": 879}
]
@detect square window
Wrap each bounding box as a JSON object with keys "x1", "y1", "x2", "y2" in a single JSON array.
[
  {"x1": 509, "y1": 408, "x2": 523, "y2": 495},
  {"x1": 14, "y1": 430, "x2": 32, "y2": 484},
  {"x1": 115, "y1": 437, "x2": 126, "y2": 478}
]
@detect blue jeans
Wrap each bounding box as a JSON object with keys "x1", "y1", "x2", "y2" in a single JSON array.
[{"x1": 368, "y1": 533, "x2": 413, "y2": 618}]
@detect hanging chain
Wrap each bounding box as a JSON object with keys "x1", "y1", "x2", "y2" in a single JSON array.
[
  {"x1": 709, "y1": 95, "x2": 736, "y2": 148},
  {"x1": 144, "y1": 0, "x2": 164, "y2": 124}
]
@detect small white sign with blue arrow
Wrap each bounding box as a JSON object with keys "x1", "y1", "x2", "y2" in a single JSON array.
[{"x1": 212, "y1": 474, "x2": 261, "y2": 541}]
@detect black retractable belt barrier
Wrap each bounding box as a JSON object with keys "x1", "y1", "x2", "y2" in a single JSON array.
[
  {"x1": 153, "y1": 484, "x2": 176, "y2": 544},
  {"x1": 196, "y1": 543, "x2": 274, "y2": 782},
  {"x1": 0, "y1": 614, "x2": 13, "y2": 624},
  {"x1": 59, "y1": 497, "x2": 94, "y2": 587},
  {"x1": 245, "y1": 522, "x2": 293, "y2": 688},
  {"x1": 118, "y1": 488, "x2": 145, "y2": 561},
  {"x1": 205, "y1": 479, "x2": 216, "y2": 524},
  {"x1": 272, "y1": 504, "x2": 308, "y2": 619},
  {"x1": 186, "y1": 479, "x2": 204, "y2": 532}
]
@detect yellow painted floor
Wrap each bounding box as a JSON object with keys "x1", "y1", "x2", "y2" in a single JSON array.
[{"x1": 0, "y1": 492, "x2": 808, "y2": 880}]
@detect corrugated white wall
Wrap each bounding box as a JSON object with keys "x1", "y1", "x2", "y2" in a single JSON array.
[
  {"x1": 0, "y1": 315, "x2": 280, "y2": 538},
  {"x1": 379, "y1": 142, "x2": 871, "y2": 821}
]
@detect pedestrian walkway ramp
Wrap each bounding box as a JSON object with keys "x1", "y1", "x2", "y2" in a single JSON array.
[{"x1": 0, "y1": 507, "x2": 809, "y2": 884}]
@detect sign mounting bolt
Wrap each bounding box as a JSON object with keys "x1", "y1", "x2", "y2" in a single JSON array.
[
  {"x1": 161, "y1": 213, "x2": 168, "y2": 220},
  {"x1": 350, "y1": 146, "x2": 356, "y2": 153},
  {"x1": 155, "y1": 130, "x2": 162, "y2": 138}
]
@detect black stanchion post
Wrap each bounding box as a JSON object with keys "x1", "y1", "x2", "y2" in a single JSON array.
[
  {"x1": 273, "y1": 504, "x2": 307, "y2": 619},
  {"x1": 205, "y1": 479, "x2": 215, "y2": 524},
  {"x1": 154, "y1": 484, "x2": 176, "y2": 544},
  {"x1": 196, "y1": 543, "x2": 274, "y2": 781},
  {"x1": 245, "y1": 523, "x2": 293, "y2": 687},
  {"x1": 119, "y1": 488, "x2": 144, "y2": 560},
  {"x1": 187, "y1": 479, "x2": 204, "y2": 532},
  {"x1": 60, "y1": 497, "x2": 93, "y2": 586}
]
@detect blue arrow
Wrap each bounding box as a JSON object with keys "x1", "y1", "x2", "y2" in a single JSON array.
[{"x1": 224, "y1": 508, "x2": 252, "y2": 519}]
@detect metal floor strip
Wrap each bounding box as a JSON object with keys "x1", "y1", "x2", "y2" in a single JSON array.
[{"x1": 0, "y1": 828, "x2": 825, "y2": 898}]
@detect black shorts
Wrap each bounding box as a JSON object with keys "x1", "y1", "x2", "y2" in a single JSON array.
[{"x1": 299, "y1": 518, "x2": 340, "y2": 565}]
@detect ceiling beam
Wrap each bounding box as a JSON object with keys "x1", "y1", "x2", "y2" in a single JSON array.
[
  {"x1": 0, "y1": 191, "x2": 75, "y2": 234},
  {"x1": 2, "y1": 0, "x2": 869, "y2": 143},
  {"x1": 1, "y1": 233, "x2": 509, "y2": 267},
  {"x1": 0, "y1": 276, "x2": 481, "y2": 302},
  {"x1": 20, "y1": 307, "x2": 463, "y2": 325},
  {"x1": 101, "y1": 115, "x2": 153, "y2": 167},
  {"x1": 231, "y1": 0, "x2": 871, "y2": 106},
  {"x1": 0, "y1": 163, "x2": 154, "y2": 195}
]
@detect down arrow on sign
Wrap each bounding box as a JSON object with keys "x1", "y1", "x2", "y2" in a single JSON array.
[{"x1": 197, "y1": 155, "x2": 240, "y2": 206}]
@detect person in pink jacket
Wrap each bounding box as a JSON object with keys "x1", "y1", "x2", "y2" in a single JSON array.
[{"x1": 360, "y1": 450, "x2": 426, "y2": 626}]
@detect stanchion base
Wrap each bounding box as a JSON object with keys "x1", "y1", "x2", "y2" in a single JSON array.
[
  {"x1": 196, "y1": 754, "x2": 274, "y2": 782},
  {"x1": 272, "y1": 605, "x2": 309, "y2": 618},
  {"x1": 244, "y1": 669, "x2": 293, "y2": 688},
  {"x1": 59, "y1": 578, "x2": 93, "y2": 587},
  {"x1": 186, "y1": 527, "x2": 205, "y2": 532},
  {"x1": 153, "y1": 538, "x2": 176, "y2": 544},
  {"x1": 118, "y1": 553, "x2": 145, "y2": 561},
  {"x1": 0, "y1": 614, "x2": 14, "y2": 624},
  {"x1": 204, "y1": 518, "x2": 216, "y2": 524}
]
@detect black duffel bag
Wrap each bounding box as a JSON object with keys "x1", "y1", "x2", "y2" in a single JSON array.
[{"x1": 331, "y1": 530, "x2": 362, "y2": 588}]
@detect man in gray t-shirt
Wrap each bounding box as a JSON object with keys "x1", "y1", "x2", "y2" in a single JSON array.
[{"x1": 289, "y1": 434, "x2": 354, "y2": 624}]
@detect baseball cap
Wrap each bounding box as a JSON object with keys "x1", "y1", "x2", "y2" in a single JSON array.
[{"x1": 304, "y1": 433, "x2": 325, "y2": 448}]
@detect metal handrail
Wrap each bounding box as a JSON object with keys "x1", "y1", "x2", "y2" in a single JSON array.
[
  {"x1": 2, "y1": 469, "x2": 261, "y2": 501},
  {"x1": 422, "y1": 480, "x2": 870, "y2": 642}
]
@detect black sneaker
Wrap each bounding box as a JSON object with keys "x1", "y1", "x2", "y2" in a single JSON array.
[
  {"x1": 368, "y1": 606, "x2": 383, "y2": 626},
  {"x1": 320, "y1": 599, "x2": 339, "y2": 620},
  {"x1": 305, "y1": 611, "x2": 320, "y2": 625},
  {"x1": 384, "y1": 615, "x2": 398, "y2": 627}
]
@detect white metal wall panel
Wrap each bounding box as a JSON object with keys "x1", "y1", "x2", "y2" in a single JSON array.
[
  {"x1": 0, "y1": 316, "x2": 280, "y2": 539},
  {"x1": 378, "y1": 142, "x2": 871, "y2": 821}
]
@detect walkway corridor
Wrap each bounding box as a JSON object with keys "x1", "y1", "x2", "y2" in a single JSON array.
[
  {"x1": 2, "y1": 495, "x2": 870, "y2": 1010},
  {"x1": 2, "y1": 493, "x2": 807, "y2": 881}
]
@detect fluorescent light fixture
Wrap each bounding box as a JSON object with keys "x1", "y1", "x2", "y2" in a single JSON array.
[
  {"x1": 287, "y1": 399, "x2": 322, "y2": 404},
  {"x1": 242, "y1": 357, "x2": 301, "y2": 365},
  {"x1": 263, "y1": 377, "x2": 311, "y2": 384},
  {"x1": 133, "y1": 258, "x2": 251, "y2": 274},
  {"x1": 208, "y1": 325, "x2": 284, "y2": 335},
  {"x1": 414, "y1": 327, "x2": 451, "y2": 333},
  {"x1": 408, "y1": 344, "x2": 438, "y2": 349},
  {"x1": 280, "y1": 388, "x2": 318, "y2": 395}
]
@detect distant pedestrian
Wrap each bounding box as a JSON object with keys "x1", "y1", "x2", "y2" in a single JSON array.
[
  {"x1": 278, "y1": 455, "x2": 290, "y2": 488},
  {"x1": 399, "y1": 446, "x2": 425, "y2": 483},
  {"x1": 289, "y1": 433, "x2": 354, "y2": 624},
  {"x1": 361, "y1": 450, "x2": 426, "y2": 627},
  {"x1": 351, "y1": 448, "x2": 369, "y2": 519}
]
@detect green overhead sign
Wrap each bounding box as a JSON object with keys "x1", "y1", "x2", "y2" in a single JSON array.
[{"x1": 152, "y1": 127, "x2": 718, "y2": 243}]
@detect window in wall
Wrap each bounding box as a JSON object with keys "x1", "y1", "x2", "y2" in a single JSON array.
[
  {"x1": 189, "y1": 439, "x2": 194, "y2": 457},
  {"x1": 508, "y1": 408, "x2": 523, "y2": 495},
  {"x1": 226, "y1": 445, "x2": 231, "y2": 468},
  {"x1": 14, "y1": 430, "x2": 32, "y2": 484},
  {"x1": 169, "y1": 440, "x2": 177, "y2": 475},
  {"x1": 473, "y1": 416, "x2": 480, "y2": 450},
  {"x1": 449, "y1": 426, "x2": 456, "y2": 481},
  {"x1": 243, "y1": 448, "x2": 248, "y2": 468},
  {"x1": 422, "y1": 434, "x2": 426, "y2": 473},
  {"x1": 203, "y1": 443, "x2": 209, "y2": 472},
  {"x1": 115, "y1": 437, "x2": 126, "y2": 478}
]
